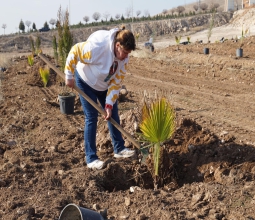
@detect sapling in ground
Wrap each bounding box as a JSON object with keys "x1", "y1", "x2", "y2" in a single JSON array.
[
  {"x1": 27, "y1": 54, "x2": 34, "y2": 66},
  {"x1": 29, "y1": 36, "x2": 35, "y2": 55},
  {"x1": 207, "y1": 13, "x2": 215, "y2": 43},
  {"x1": 39, "y1": 67, "x2": 50, "y2": 87},
  {"x1": 139, "y1": 97, "x2": 175, "y2": 180},
  {"x1": 187, "y1": 36, "x2": 191, "y2": 43},
  {"x1": 175, "y1": 36, "x2": 181, "y2": 44}
]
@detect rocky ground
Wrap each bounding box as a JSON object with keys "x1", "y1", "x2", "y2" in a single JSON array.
[{"x1": 1, "y1": 8, "x2": 255, "y2": 220}]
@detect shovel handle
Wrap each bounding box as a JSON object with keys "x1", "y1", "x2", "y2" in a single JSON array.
[{"x1": 38, "y1": 53, "x2": 140, "y2": 149}]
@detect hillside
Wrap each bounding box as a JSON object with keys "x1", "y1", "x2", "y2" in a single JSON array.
[{"x1": 0, "y1": 11, "x2": 233, "y2": 54}]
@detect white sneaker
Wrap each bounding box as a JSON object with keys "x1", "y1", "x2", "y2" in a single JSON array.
[
  {"x1": 87, "y1": 159, "x2": 104, "y2": 170},
  {"x1": 114, "y1": 148, "x2": 135, "y2": 158}
]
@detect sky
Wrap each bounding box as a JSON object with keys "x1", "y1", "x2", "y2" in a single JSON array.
[{"x1": 0, "y1": 0, "x2": 195, "y2": 35}]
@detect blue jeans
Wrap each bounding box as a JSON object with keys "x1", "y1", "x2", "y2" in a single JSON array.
[{"x1": 75, "y1": 70, "x2": 125, "y2": 163}]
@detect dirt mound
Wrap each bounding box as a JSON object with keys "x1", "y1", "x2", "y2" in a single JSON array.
[{"x1": 229, "y1": 8, "x2": 255, "y2": 29}]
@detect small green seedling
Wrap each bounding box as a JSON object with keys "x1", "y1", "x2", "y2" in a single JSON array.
[
  {"x1": 175, "y1": 36, "x2": 181, "y2": 44},
  {"x1": 39, "y1": 67, "x2": 50, "y2": 87},
  {"x1": 27, "y1": 54, "x2": 34, "y2": 66}
]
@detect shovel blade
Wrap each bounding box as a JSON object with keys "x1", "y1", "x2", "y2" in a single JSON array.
[{"x1": 140, "y1": 148, "x2": 149, "y2": 164}]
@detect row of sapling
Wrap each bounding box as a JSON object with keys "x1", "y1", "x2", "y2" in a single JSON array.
[
  {"x1": 29, "y1": 6, "x2": 73, "y2": 91},
  {"x1": 26, "y1": 6, "x2": 75, "y2": 115},
  {"x1": 175, "y1": 36, "x2": 191, "y2": 48},
  {"x1": 28, "y1": 35, "x2": 51, "y2": 87}
]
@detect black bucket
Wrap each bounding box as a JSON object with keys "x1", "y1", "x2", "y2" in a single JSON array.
[
  {"x1": 236, "y1": 48, "x2": 243, "y2": 57},
  {"x1": 58, "y1": 92, "x2": 76, "y2": 114},
  {"x1": 204, "y1": 48, "x2": 209, "y2": 54},
  {"x1": 58, "y1": 204, "x2": 105, "y2": 220}
]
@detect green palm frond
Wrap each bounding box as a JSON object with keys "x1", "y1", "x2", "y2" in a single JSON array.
[
  {"x1": 139, "y1": 97, "x2": 175, "y2": 176},
  {"x1": 140, "y1": 97, "x2": 175, "y2": 144}
]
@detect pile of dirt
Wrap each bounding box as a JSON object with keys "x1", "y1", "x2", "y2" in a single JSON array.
[{"x1": 229, "y1": 8, "x2": 255, "y2": 29}]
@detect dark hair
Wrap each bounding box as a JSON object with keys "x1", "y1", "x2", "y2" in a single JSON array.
[{"x1": 115, "y1": 26, "x2": 136, "y2": 51}]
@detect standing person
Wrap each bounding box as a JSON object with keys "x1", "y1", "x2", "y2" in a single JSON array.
[{"x1": 64, "y1": 26, "x2": 136, "y2": 170}]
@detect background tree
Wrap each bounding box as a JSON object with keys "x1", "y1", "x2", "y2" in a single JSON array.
[
  {"x1": 103, "y1": 11, "x2": 110, "y2": 21},
  {"x1": 43, "y1": 21, "x2": 50, "y2": 29},
  {"x1": 25, "y1": 20, "x2": 31, "y2": 32},
  {"x1": 193, "y1": 4, "x2": 198, "y2": 12},
  {"x1": 2, "y1": 24, "x2": 7, "y2": 35},
  {"x1": 176, "y1": 6, "x2": 185, "y2": 16},
  {"x1": 115, "y1": 14, "x2": 120, "y2": 20},
  {"x1": 121, "y1": 14, "x2": 125, "y2": 21},
  {"x1": 211, "y1": 3, "x2": 220, "y2": 12},
  {"x1": 162, "y1": 9, "x2": 168, "y2": 16},
  {"x1": 83, "y1": 16, "x2": 89, "y2": 24},
  {"x1": 136, "y1": 10, "x2": 141, "y2": 17},
  {"x1": 92, "y1": 12, "x2": 101, "y2": 22},
  {"x1": 49, "y1": 19, "x2": 56, "y2": 29},
  {"x1": 19, "y1": 19, "x2": 25, "y2": 33},
  {"x1": 32, "y1": 22, "x2": 37, "y2": 31},
  {"x1": 200, "y1": 3, "x2": 208, "y2": 12}
]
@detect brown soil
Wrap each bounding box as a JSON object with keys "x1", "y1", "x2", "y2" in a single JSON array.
[{"x1": 1, "y1": 35, "x2": 255, "y2": 220}]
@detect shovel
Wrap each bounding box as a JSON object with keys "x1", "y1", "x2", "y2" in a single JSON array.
[{"x1": 38, "y1": 53, "x2": 142, "y2": 150}]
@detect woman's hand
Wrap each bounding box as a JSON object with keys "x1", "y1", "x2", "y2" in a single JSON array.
[
  {"x1": 104, "y1": 108, "x2": 112, "y2": 120},
  {"x1": 104, "y1": 104, "x2": 113, "y2": 120},
  {"x1": 65, "y1": 78, "x2": 75, "y2": 88}
]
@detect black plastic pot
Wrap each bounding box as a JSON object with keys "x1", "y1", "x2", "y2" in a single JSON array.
[
  {"x1": 236, "y1": 48, "x2": 243, "y2": 57},
  {"x1": 58, "y1": 204, "x2": 104, "y2": 220},
  {"x1": 204, "y1": 48, "x2": 209, "y2": 54},
  {"x1": 58, "y1": 92, "x2": 76, "y2": 114}
]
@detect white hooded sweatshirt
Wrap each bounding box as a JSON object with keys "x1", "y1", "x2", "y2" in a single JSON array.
[{"x1": 64, "y1": 28, "x2": 129, "y2": 106}]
